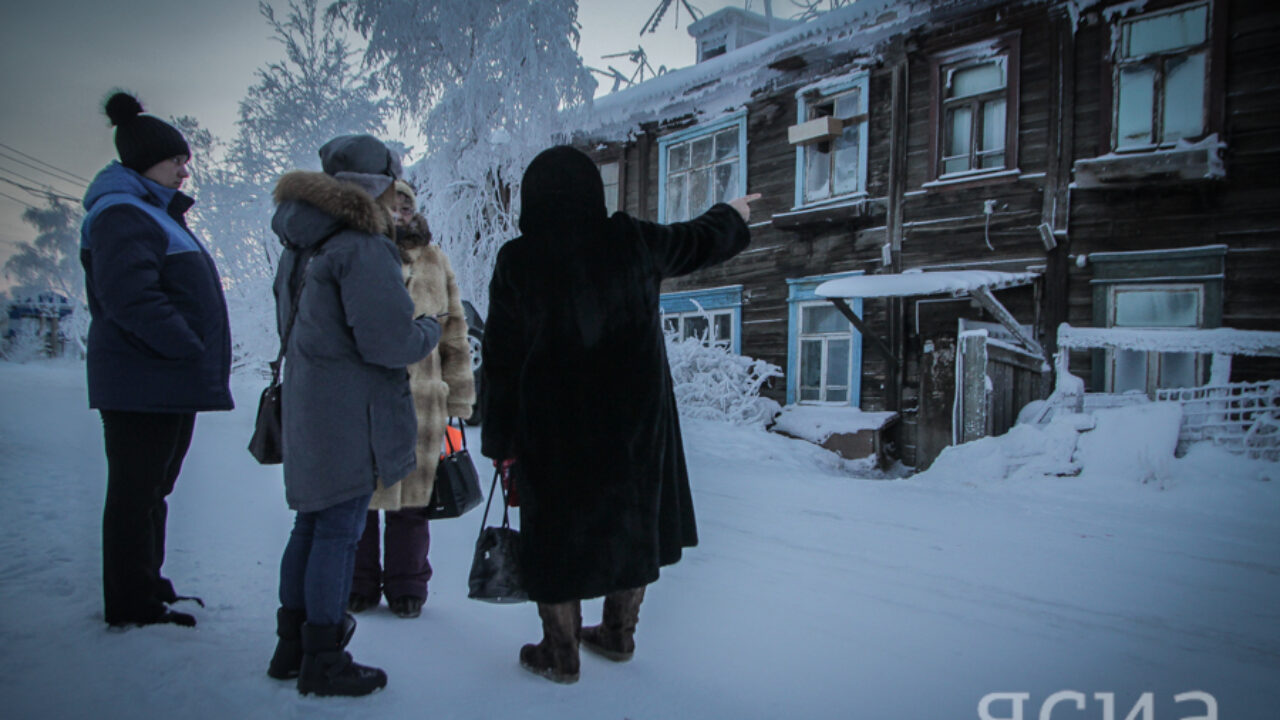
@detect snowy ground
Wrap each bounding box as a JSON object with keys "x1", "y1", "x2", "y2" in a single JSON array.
[{"x1": 1, "y1": 360, "x2": 1277, "y2": 719}]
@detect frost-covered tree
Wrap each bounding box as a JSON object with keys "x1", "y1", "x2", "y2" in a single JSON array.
[
  {"x1": 664, "y1": 324, "x2": 782, "y2": 429},
  {"x1": 182, "y1": 0, "x2": 392, "y2": 370},
  {"x1": 335, "y1": 0, "x2": 597, "y2": 312},
  {"x1": 4, "y1": 193, "x2": 83, "y2": 304},
  {"x1": 2, "y1": 192, "x2": 89, "y2": 356}
]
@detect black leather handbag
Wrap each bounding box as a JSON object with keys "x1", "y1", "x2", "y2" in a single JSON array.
[
  {"x1": 248, "y1": 239, "x2": 330, "y2": 465},
  {"x1": 247, "y1": 363, "x2": 284, "y2": 464},
  {"x1": 467, "y1": 468, "x2": 528, "y2": 603},
  {"x1": 427, "y1": 418, "x2": 483, "y2": 519}
]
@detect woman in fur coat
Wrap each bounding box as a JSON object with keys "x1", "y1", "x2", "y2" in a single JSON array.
[
  {"x1": 481, "y1": 145, "x2": 758, "y2": 684},
  {"x1": 349, "y1": 180, "x2": 476, "y2": 619}
]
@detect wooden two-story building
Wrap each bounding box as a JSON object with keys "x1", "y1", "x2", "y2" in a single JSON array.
[{"x1": 567, "y1": 0, "x2": 1280, "y2": 468}]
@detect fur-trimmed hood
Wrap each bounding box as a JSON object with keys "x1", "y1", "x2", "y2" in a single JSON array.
[{"x1": 271, "y1": 170, "x2": 392, "y2": 250}]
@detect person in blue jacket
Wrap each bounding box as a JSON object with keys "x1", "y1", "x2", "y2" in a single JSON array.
[{"x1": 80, "y1": 92, "x2": 233, "y2": 628}]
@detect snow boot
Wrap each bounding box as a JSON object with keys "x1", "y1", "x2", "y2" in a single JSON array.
[
  {"x1": 519, "y1": 600, "x2": 581, "y2": 684},
  {"x1": 387, "y1": 595, "x2": 424, "y2": 619},
  {"x1": 347, "y1": 592, "x2": 378, "y2": 614},
  {"x1": 580, "y1": 586, "x2": 645, "y2": 662},
  {"x1": 267, "y1": 607, "x2": 306, "y2": 680},
  {"x1": 297, "y1": 616, "x2": 386, "y2": 697}
]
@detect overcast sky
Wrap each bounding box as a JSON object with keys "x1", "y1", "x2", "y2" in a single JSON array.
[{"x1": 0, "y1": 0, "x2": 746, "y2": 293}]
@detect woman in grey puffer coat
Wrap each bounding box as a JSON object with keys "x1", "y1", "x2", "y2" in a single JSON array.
[{"x1": 264, "y1": 135, "x2": 440, "y2": 698}]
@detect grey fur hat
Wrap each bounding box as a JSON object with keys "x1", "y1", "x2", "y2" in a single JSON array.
[{"x1": 318, "y1": 134, "x2": 402, "y2": 200}]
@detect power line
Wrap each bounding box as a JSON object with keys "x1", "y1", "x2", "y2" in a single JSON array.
[
  {"x1": 0, "y1": 177, "x2": 79, "y2": 204},
  {"x1": 0, "y1": 190, "x2": 40, "y2": 212},
  {"x1": 0, "y1": 165, "x2": 84, "y2": 198},
  {"x1": 0, "y1": 143, "x2": 91, "y2": 184},
  {"x1": 0, "y1": 150, "x2": 87, "y2": 190}
]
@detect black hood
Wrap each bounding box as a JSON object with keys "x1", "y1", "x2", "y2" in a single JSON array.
[{"x1": 518, "y1": 146, "x2": 608, "y2": 239}]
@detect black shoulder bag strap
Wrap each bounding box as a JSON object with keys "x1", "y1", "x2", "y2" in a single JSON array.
[{"x1": 270, "y1": 233, "x2": 339, "y2": 385}]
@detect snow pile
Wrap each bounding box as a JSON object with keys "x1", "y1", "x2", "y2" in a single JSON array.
[
  {"x1": 665, "y1": 331, "x2": 781, "y2": 429},
  {"x1": 770, "y1": 405, "x2": 897, "y2": 445},
  {"x1": 923, "y1": 412, "x2": 1088, "y2": 483},
  {"x1": 918, "y1": 400, "x2": 1274, "y2": 492},
  {"x1": 1073, "y1": 403, "x2": 1183, "y2": 486}
]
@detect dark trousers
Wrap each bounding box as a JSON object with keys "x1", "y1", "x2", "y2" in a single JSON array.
[
  {"x1": 352, "y1": 508, "x2": 433, "y2": 601},
  {"x1": 100, "y1": 410, "x2": 196, "y2": 624},
  {"x1": 279, "y1": 493, "x2": 372, "y2": 626}
]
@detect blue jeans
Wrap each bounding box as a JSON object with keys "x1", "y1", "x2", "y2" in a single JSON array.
[{"x1": 279, "y1": 493, "x2": 372, "y2": 626}]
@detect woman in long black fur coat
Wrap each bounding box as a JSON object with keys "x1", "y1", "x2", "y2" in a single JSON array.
[{"x1": 481, "y1": 145, "x2": 758, "y2": 683}]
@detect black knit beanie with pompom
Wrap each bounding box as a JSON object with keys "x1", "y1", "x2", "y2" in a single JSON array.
[{"x1": 104, "y1": 91, "x2": 190, "y2": 174}]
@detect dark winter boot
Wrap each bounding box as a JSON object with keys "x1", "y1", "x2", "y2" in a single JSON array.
[
  {"x1": 580, "y1": 586, "x2": 646, "y2": 662},
  {"x1": 267, "y1": 607, "x2": 306, "y2": 680},
  {"x1": 519, "y1": 600, "x2": 581, "y2": 684},
  {"x1": 297, "y1": 616, "x2": 386, "y2": 697}
]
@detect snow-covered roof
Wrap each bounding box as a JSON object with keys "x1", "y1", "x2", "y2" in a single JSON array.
[
  {"x1": 815, "y1": 270, "x2": 1039, "y2": 300},
  {"x1": 1057, "y1": 324, "x2": 1280, "y2": 357},
  {"x1": 575, "y1": 0, "x2": 1020, "y2": 140},
  {"x1": 772, "y1": 405, "x2": 898, "y2": 445}
]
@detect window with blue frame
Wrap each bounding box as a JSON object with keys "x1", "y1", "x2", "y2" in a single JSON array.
[
  {"x1": 658, "y1": 111, "x2": 748, "y2": 223},
  {"x1": 659, "y1": 285, "x2": 743, "y2": 353},
  {"x1": 794, "y1": 74, "x2": 869, "y2": 208},
  {"x1": 786, "y1": 273, "x2": 863, "y2": 406}
]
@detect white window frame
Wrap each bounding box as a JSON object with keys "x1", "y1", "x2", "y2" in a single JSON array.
[
  {"x1": 795, "y1": 301, "x2": 856, "y2": 405},
  {"x1": 794, "y1": 73, "x2": 870, "y2": 209},
  {"x1": 785, "y1": 272, "x2": 864, "y2": 407},
  {"x1": 660, "y1": 285, "x2": 743, "y2": 353},
  {"x1": 1111, "y1": 1, "x2": 1212, "y2": 152},
  {"x1": 1105, "y1": 283, "x2": 1206, "y2": 394},
  {"x1": 657, "y1": 111, "x2": 748, "y2": 224}
]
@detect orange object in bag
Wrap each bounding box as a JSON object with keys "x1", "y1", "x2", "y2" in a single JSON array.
[{"x1": 440, "y1": 424, "x2": 464, "y2": 459}]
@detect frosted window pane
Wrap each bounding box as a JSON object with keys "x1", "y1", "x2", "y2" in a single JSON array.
[
  {"x1": 1114, "y1": 290, "x2": 1199, "y2": 327},
  {"x1": 663, "y1": 317, "x2": 678, "y2": 335},
  {"x1": 1162, "y1": 51, "x2": 1206, "y2": 143},
  {"x1": 945, "y1": 107, "x2": 973, "y2": 173},
  {"x1": 800, "y1": 340, "x2": 822, "y2": 389},
  {"x1": 833, "y1": 126, "x2": 860, "y2": 195},
  {"x1": 1158, "y1": 352, "x2": 1197, "y2": 389},
  {"x1": 667, "y1": 174, "x2": 687, "y2": 222},
  {"x1": 714, "y1": 314, "x2": 732, "y2": 344},
  {"x1": 690, "y1": 167, "x2": 712, "y2": 216},
  {"x1": 715, "y1": 129, "x2": 738, "y2": 160},
  {"x1": 691, "y1": 137, "x2": 713, "y2": 167},
  {"x1": 713, "y1": 163, "x2": 737, "y2": 205},
  {"x1": 1124, "y1": 6, "x2": 1207, "y2": 58},
  {"x1": 1115, "y1": 349, "x2": 1148, "y2": 393},
  {"x1": 800, "y1": 388, "x2": 821, "y2": 401},
  {"x1": 982, "y1": 99, "x2": 1006, "y2": 152},
  {"x1": 1117, "y1": 65, "x2": 1156, "y2": 148},
  {"x1": 950, "y1": 61, "x2": 1004, "y2": 98},
  {"x1": 802, "y1": 305, "x2": 847, "y2": 334},
  {"x1": 834, "y1": 89, "x2": 862, "y2": 118},
  {"x1": 826, "y1": 387, "x2": 847, "y2": 403},
  {"x1": 944, "y1": 157, "x2": 970, "y2": 174},
  {"x1": 805, "y1": 145, "x2": 831, "y2": 201},
  {"x1": 669, "y1": 144, "x2": 689, "y2": 171},
  {"x1": 826, "y1": 340, "x2": 850, "y2": 386}
]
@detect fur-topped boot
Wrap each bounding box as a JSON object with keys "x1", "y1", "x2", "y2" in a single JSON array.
[
  {"x1": 580, "y1": 586, "x2": 646, "y2": 662},
  {"x1": 519, "y1": 600, "x2": 581, "y2": 684},
  {"x1": 267, "y1": 607, "x2": 306, "y2": 679},
  {"x1": 297, "y1": 616, "x2": 386, "y2": 697}
]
